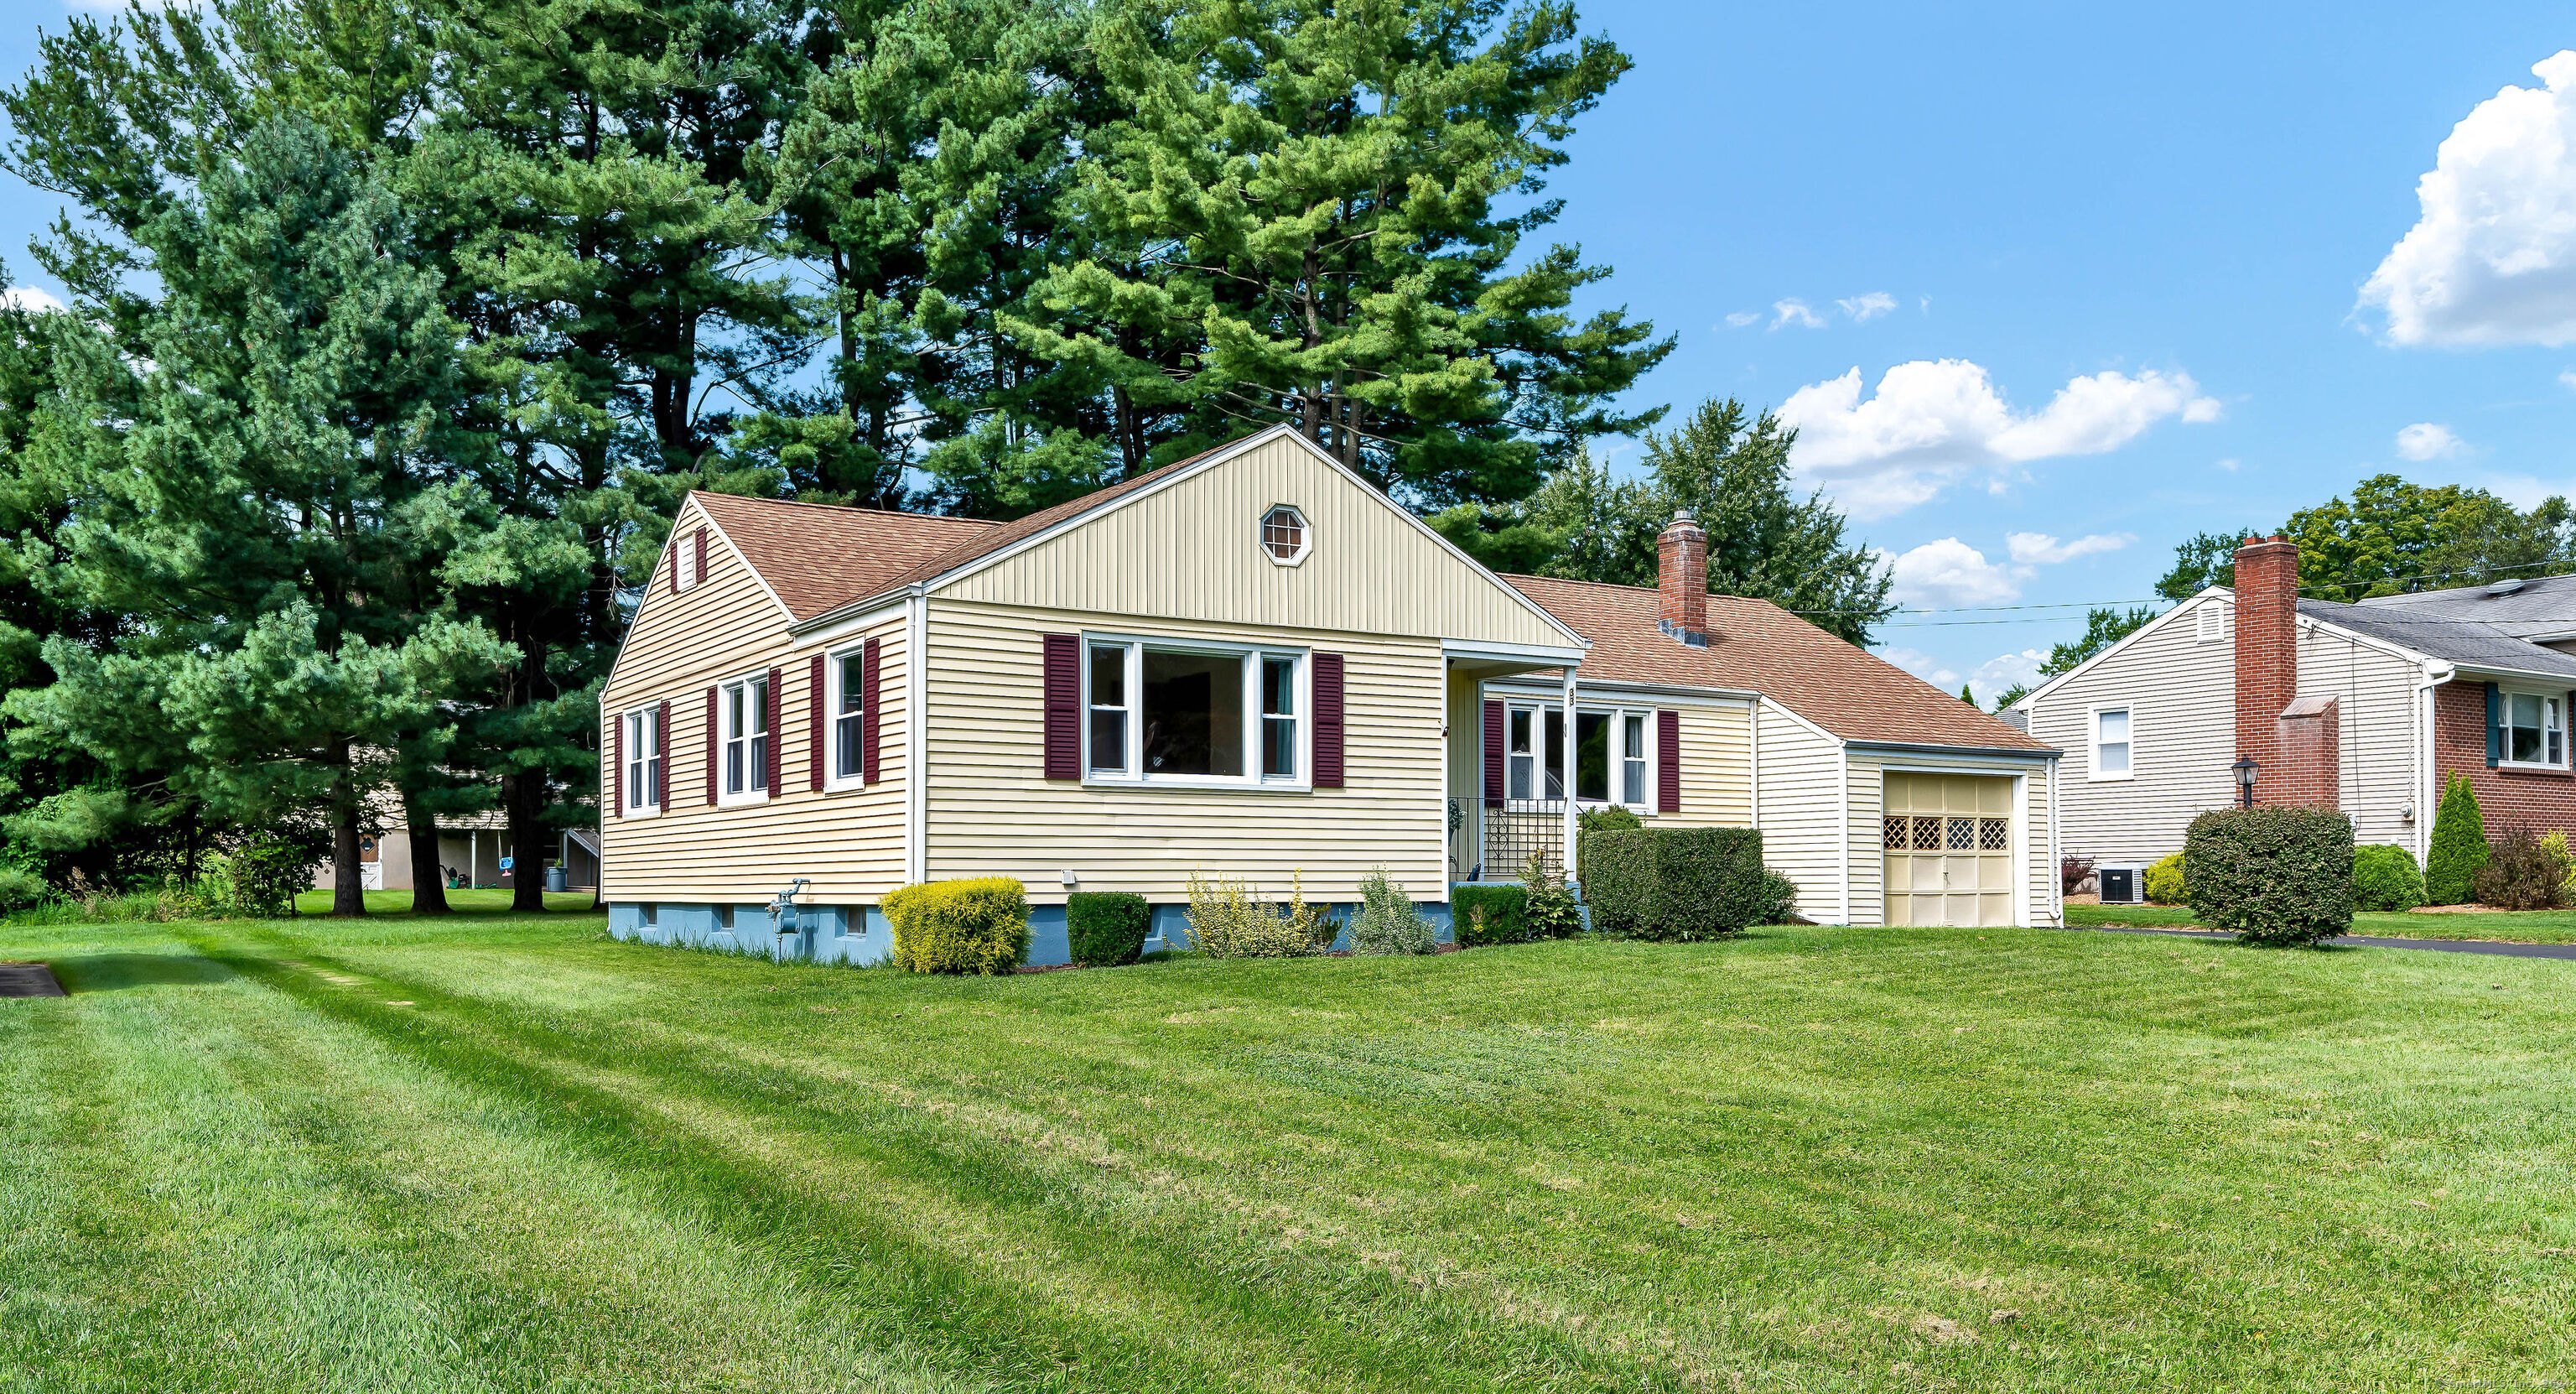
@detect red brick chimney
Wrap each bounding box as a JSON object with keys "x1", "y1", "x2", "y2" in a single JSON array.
[
  {"x1": 1656, "y1": 510, "x2": 1709, "y2": 647},
  {"x1": 2232, "y1": 533, "x2": 2319, "y2": 805}
]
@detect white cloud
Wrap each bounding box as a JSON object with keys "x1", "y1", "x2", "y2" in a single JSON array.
[
  {"x1": 2006, "y1": 531, "x2": 2132, "y2": 564},
  {"x1": 1837, "y1": 291, "x2": 1898, "y2": 322},
  {"x1": 1, "y1": 286, "x2": 64, "y2": 315},
  {"x1": 1777, "y1": 359, "x2": 2223, "y2": 518},
  {"x1": 2361, "y1": 51, "x2": 2576, "y2": 346},
  {"x1": 1876, "y1": 645, "x2": 2047, "y2": 705},
  {"x1": 1877, "y1": 646, "x2": 1963, "y2": 689},
  {"x1": 1771, "y1": 298, "x2": 1826, "y2": 330},
  {"x1": 2395, "y1": 421, "x2": 2467, "y2": 460},
  {"x1": 1883, "y1": 538, "x2": 2023, "y2": 608},
  {"x1": 2562, "y1": 368, "x2": 2576, "y2": 392},
  {"x1": 2215, "y1": 457, "x2": 2242, "y2": 471},
  {"x1": 1723, "y1": 310, "x2": 1760, "y2": 328}
]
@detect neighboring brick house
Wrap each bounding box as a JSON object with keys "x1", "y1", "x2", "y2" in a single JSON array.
[{"x1": 2012, "y1": 534, "x2": 2576, "y2": 871}]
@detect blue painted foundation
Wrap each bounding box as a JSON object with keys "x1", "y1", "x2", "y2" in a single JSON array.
[{"x1": 606, "y1": 896, "x2": 1466, "y2": 966}]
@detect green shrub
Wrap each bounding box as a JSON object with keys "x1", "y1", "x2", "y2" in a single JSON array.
[
  {"x1": 1065, "y1": 892, "x2": 1150, "y2": 966},
  {"x1": 1184, "y1": 871, "x2": 1331, "y2": 958},
  {"x1": 2142, "y1": 851, "x2": 2186, "y2": 905},
  {"x1": 221, "y1": 840, "x2": 315, "y2": 918},
  {"x1": 2424, "y1": 772, "x2": 2487, "y2": 905},
  {"x1": 1451, "y1": 883, "x2": 1530, "y2": 946},
  {"x1": 1521, "y1": 852, "x2": 1583, "y2": 939},
  {"x1": 2352, "y1": 844, "x2": 2426, "y2": 912},
  {"x1": 1348, "y1": 867, "x2": 1436, "y2": 955},
  {"x1": 0, "y1": 866, "x2": 50, "y2": 914},
  {"x1": 2184, "y1": 807, "x2": 2354, "y2": 947},
  {"x1": 1580, "y1": 826, "x2": 1768, "y2": 940},
  {"x1": 2544, "y1": 830, "x2": 2576, "y2": 893},
  {"x1": 886, "y1": 877, "x2": 1030, "y2": 974},
  {"x1": 1571, "y1": 805, "x2": 1640, "y2": 876},
  {"x1": 1756, "y1": 868, "x2": 1800, "y2": 924},
  {"x1": 2475, "y1": 825, "x2": 2566, "y2": 910}
]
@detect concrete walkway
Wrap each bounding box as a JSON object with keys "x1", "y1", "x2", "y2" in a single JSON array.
[
  {"x1": 2073, "y1": 923, "x2": 2576, "y2": 960},
  {"x1": 0, "y1": 961, "x2": 65, "y2": 996}
]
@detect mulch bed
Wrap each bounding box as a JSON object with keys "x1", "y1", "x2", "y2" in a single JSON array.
[{"x1": 0, "y1": 962, "x2": 65, "y2": 998}]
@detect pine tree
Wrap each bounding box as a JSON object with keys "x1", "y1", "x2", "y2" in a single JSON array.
[{"x1": 2424, "y1": 771, "x2": 2489, "y2": 906}]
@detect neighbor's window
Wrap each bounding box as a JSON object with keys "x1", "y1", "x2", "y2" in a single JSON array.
[
  {"x1": 1502, "y1": 702, "x2": 1653, "y2": 809},
  {"x1": 723, "y1": 674, "x2": 769, "y2": 797},
  {"x1": 1083, "y1": 639, "x2": 1304, "y2": 784},
  {"x1": 2504, "y1": 691, "x2": 2564, "y2": 767},
  {"x1": 624, "y1": 706, "x2": 662, "y2": 809},
  {"x1": 1260, "y1": 505, "x2": 1308, "y2": 563},
  {"x1": 833, "y1": 650, "x2": 865, "y2": 780},
  {"x1": 2093, "y1": 707, "x2": 2132, "y2": 778}
]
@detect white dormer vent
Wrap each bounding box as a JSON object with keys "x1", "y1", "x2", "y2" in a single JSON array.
[{"x1": 2197, "y1": 601, "x2": 2228, "y2": 642}]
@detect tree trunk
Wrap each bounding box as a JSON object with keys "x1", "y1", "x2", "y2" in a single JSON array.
[
  {"x1": 506, "y1": 766, "x2": 546, "y2": 913},
  {"x1": 330, "y1": 743, "x2": 366, "y2": 918},
  {"x1": 406, "y1": 793, "x2": 449, "y2": 916}
]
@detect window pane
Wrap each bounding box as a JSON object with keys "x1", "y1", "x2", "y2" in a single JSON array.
[
  {"x1": 1261, "y1": 656, "x2": 1295, "y2": 716},
  {"x1": 726, "y1": 684, "x2": 742, "y2": 739},
  {"x1": 1264, "y1": 715, "x2": 1296, "y2": 778},
  {"x1": 1623, "y1": 756, "x2": 1644, "y2": 807},
  {"x1": 2513, "y1": 721, "x2": 2542, "y2": 762},
  {"x1": 750, "y1": 679, "x2": 768, "y2": 735},
  {"x1": 836, "y1": 713, "x2": 861, "y2": 778},
  {"x1": 2515, "y1": 693, "x2": 2542, "y2": 729},
  {"x1": 1508, "y1": 754, "x2": 1531, "y2": 800},
  {"x1": 1141, "y1": 650, "x2": 1244, "y2": 776},
  {"x1": 839, "y1": 654, "x2": 863, "y2": 715},
  {"x1": 1544, "y1": 710, "x2": 1565, "y2": 798},
  {"x1": 1509, "y1": 709, "x2": 1531, "y2": 754},
  {"x1": 2097, "y1": 709, "x2": 2128, "y2": 742},
  {"x1": 2099, "y1": 741, "x2": 2130, "y2": 774},
  {"x1": 1090, "y1": 710, "x2": 1125, "y2": 772},
  {"x1": 1575, "y1": 712, "x2": 1610, "y2": 802},
  {"x1": 1090, "y1": 645, "x2": 1124, "y2": 707},
  {"x1": 1623, "y1": 714, "x2": 1644, "y2": 761}
]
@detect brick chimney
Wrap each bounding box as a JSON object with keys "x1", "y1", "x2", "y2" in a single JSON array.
[
  {"x1": 1656, "y1": 510, "x2": 1709, "y2": 647},
  {"x1": 2232, "y1": 533, "x2": 2323, "y2": 806}
]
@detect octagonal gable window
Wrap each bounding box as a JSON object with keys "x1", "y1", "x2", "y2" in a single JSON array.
[{"x1": 1260, "y1": 505, "x2": 1310, "y2": 564}]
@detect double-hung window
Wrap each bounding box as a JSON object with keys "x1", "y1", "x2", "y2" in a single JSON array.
[
  {"x1": 623, "y1": 706, "x2": 662, "y2": 810},
  {"x1": 2091, "y1": 707, "x2": 2132, "y2": 780},
  {"x1": 2502, "y1": 690, "x2": 2566, "y2": 768},
  {"x1": 832, "y1": 649, "x2": 865, "y2": 781},
  {"x1": 722, "y1": 674, "x2": 769, "y2": 798},
  {"x1": 1502, "y1": 702, "x2": 1652, "y2": 809},
  {"x1": 1083, "y1": 637, "x2": 1306, "y2": 786}
]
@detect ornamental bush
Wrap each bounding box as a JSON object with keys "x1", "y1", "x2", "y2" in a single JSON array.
[
  {"x1": 1756, "y1": 867, "x2": 1801, "y2": 924},
  {"x1": 2424, "y1": 772, "x2": 2487, "y2": 905},
  {"x1": 1348, "y1": 866, "x2": 1437, "y2": 954},
  {"x1": 2142, "y1": 851, "x2": 2187, "y2": 905},
  {"x1": 886, "y1": 877, "x2": 1030, "y2": 974},
  {"x1": 1452, "y1": 883, "x2": 1530, "y2": 946},
  {"x1": 2475, "y1": 825, "x2": 2566, "y2": 911},
  {"x1": 2351, "y1": 844, "x2": 2426, "y2": 913},
  {"x1": 1183, "y1": 871, "x2": 1333, "y2": 958},
  {"x1": 1521, "y1": 852, "x2": 1584, "y2": 939},
  {"x1": 1066, "y1": 892, "x2": 1151, "y2": 966},
  {"x1": 1580, "y1": 826, "x2": 1768, "y2": 940},
  {"x1": 2184, "y1": 807, "x2": 2354, "y2": 947}
]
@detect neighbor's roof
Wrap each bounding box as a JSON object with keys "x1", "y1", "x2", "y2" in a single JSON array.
[
  {"x1": 2352, "y1": 570, "x2": 2576, "y2": 639},
  {"x1": 1504, "y1": 575, "x2": 2054, "y2": 752},
  {"x1": 2300, "y1": 596, "x2": 2576, "y2": 680}
]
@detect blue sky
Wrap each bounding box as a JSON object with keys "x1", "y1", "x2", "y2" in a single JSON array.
[{"x1": 6, "y1": 3, "x2": 2576, "y2": 700}]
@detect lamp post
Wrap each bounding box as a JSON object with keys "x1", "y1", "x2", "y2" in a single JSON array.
[{"x1": 2231, "y1": 756, "x2": 2257, "y2": 809}]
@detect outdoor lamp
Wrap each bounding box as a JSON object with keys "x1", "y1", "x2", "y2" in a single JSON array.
[{"x1": 2231, "y1": 756, "x2": 2257, "y2": 808}]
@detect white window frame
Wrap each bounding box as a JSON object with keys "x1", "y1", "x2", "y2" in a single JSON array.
[
  {"x1": 825, "y1": 644, "x2": 870, "y2": 791},
  {"x1": 2089, "y1": 705, "x2": 2134, "y2": 783},
  {"x1": 622, "y1": 705, "x2": 663, "y2": 815},
  {"x1": 1079, "y1": 633, "x2": 1311, "y2": 790},
  {"x1": 1259, "y1": 504, "x2": 1311, "y2": 567},
  {"x1": 719, "y1": 670, "x2": 771, "y2": 805},
  {"x1": 1498, "y1": 700, "x2": 1654, "y2": 812},
  {"x1": 2498, "y1": 686, "x2": 2568, "y2": 771}
]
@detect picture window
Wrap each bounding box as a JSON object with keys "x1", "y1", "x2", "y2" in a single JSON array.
[{"x1": 1083, "y1": 637, "x2": 1306, "y2": 787}]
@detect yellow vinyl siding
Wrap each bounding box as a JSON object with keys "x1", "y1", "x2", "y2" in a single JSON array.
[
  {"x1": 940, "y1": 434, "x2": 1574, "y2": 650},
  {"x1": 1648, "y1": 701, "x2": 1753, "y2": 828},
  {"x1": 600, "y1": 501, "x2": 909, "y2": 903},
  {"x1": 922, "y1": 597, "x2": 1444, "y2": 902}
]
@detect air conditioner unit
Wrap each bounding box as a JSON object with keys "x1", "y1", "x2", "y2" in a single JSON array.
[{"x1": 2097, "y1": 866, "x2": 2144, "y2": 903}]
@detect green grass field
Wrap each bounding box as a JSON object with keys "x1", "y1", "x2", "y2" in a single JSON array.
[
  {"x1": 5, "y1": 912, "x2": 2573, "y2": 1391},
  {"x1": 2064, "y1": 901, "x2": 2576, "y2": 944}
]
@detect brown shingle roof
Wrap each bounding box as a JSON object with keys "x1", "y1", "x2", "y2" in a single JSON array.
[
  {"x1": 689, "y1": 492, "x2": 998, "y2": 622},
  {"x1": 1504, "y1": 575, "x2": 2053, "y2": 752}
]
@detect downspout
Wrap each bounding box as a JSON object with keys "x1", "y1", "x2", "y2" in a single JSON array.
[
  {"x1": 1561, "y1": 663, "x2": 1581, "y2": 882},
  {"x1": 2048, "y1": 753, "x2": 2062, "y2": 928},
  {"x1": 1748, "y1": 698, "x2": 1761, "y2": 829},
  {"x1": 1837, "y1": 741, "x2": 1852, "y2": 927},
  {"x1": 1441, "y1": 658, "x2": 1453, "y2": 887},
  {"x1": 2416, "y1": 660, "x2": 2454, "y2": 868},
  {"x1": 905, "y1": 585, "x2": 929, "y2": 886}
]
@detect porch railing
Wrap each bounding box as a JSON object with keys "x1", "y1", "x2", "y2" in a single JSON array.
[{"x1": 1452, "y1": 798, "x2": 1569, "y2": 882}]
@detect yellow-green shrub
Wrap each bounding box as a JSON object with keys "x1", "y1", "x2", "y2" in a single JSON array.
[
  {"x1": 2142, "y1": 851, "x2": 2186, "y2": 905},
  {"x1": 885, "y1": 877, "x2": 1029, "y2": 974}
]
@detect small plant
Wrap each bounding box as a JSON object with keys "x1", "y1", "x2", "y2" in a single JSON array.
[
  {"x1": 886, "y1": 877, "x2": 1031, "y2": 974},
  {"x1": 2142, "y1": 851, "x2": 2186, "y2": 905},
  {"x1": 1521, "y1": 852, "x2": 1582, "y2": 939},
  {"x1": 2475, "y1": 825, "x2": 2566, "y2": 911},
  {"x1": 1067, "y1": 892, "x2": 1151, "y2": 966},
  {"x1": 1276, "y1": 871, "x2": 1341, "y2": 954},
  {"x1": 1452, "y1": 883, "x2": 1530, "y2": 946},
  {"x1": 1185, "y1": 871, "x2": 1322, "y2": 959},
  {"x1": 0, "y1": 866, "x2": 52, "y2": 915},
  {"x1": 1348, "y1": 866, "x2": 1436, "y2": 954},
  {"x1": 2543, "y1": 830, "x2": 2576, "y2": 894},
  {"x1": 1755, "y1": 867, "x2": 1801, "y2": 924},
  {"x1": 2424, "y1": 772, "x2": 2487, "y2": 905},
  {"x1": 2059, "y1": 854, "x2": 2097, "y2": 897},
  {"x1": 2352, "y1": 844, "x2": 2426, "y2": 912},
  {"x1": 2184, "y1": 806, "x2": 2354, "y2": 947},
  {"x1": 221, "y1": 840, "x2": 317, "y2": 918}
]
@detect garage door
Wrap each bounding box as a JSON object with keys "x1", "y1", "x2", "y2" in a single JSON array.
[{"x1": 1882, "y1": 773, "x2": 2014, "y2": 927}]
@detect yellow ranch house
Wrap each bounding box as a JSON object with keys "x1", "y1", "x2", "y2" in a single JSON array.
[{"x1": 598, "y1": 425, "x2": 2063, "y2": 962}]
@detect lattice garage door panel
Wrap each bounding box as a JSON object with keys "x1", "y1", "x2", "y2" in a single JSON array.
[{"x1": 1881, "y1": 772, "x2": 2014, "y2": 927}]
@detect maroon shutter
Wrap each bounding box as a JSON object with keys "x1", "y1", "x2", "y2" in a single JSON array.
[
  {"x1": 1312, "y1": 653, "x2": 1345, "y2": 788},
  {"x1": 1482, "y1": 700, "x2": 1506, "y2": 801},
  {"x1": 808, "y1": 654, "x2": 826, "y2": 792},
  {"x1": 1657, "y1": 709, "x2": 1681, "y2": 814},
  {"x1": 1042, "y1": 634, "x2": 1080, "y2": 778},
  {"x1": 693, "y1": 526, "x2": 709, "y2": 587},
  {"x1": 655, "y1": 701, "x2": 670, "y2": 808},
  {"x1": 766, "y1": 667, "x2": 782, "y2": 792},
  {"x1": 610, "y1": 710, "x2": 623, "y2": 819},
  {"x1": 704, "y1": 686, "x2": 719, "y2": 805},
  {"x1": 862, "y1": 637, "x2": 883, "y2": 783}
]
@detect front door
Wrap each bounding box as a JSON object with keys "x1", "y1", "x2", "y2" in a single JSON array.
[{"x1": 1881, "y1": 773, "x2": 2013, "y2": 926}]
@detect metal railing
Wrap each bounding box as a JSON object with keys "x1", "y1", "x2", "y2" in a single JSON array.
[{"x1": 1453, "y1": 798, "x2": 1568, "y2": 882}]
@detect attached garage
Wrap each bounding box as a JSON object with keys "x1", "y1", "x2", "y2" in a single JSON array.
[{"x1": 1880, "y1": 772, "x2": 2017, "y2": 927}]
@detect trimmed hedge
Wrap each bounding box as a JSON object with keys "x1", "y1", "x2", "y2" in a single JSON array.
[
  {"x1": 2425, "y1": 772, "x2": 2486, "y2": 905},
  {"x1": 1580, "y1": 826, "x2": 1767, "y2": 940},
  {"x1": 1067, "y1": 891, "x2": 1150, "y2": 966},
  {"x1": 886, "y1": 877, "x2": 1030, "y2": 974},
  {"x1": 2352, "y1": 844, "x2": 2425, "y2": 912},
  {"x1": 2142, "y1": 851, "x2": 2186, "y2": 905},
  {"x1": 1451, "y1": 884, "x2": 1530, "y2": 946},
  {"x1": 2183, "y1": 807, "x2": 2353, "y2": 947}
]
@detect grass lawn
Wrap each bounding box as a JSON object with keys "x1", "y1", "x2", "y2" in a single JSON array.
[
  {"x1": 2065, "y1": 901, "x2": 2576, "y2": 944},
  {"x1": 5, "y1": 913, "x2": 2573, "y2": 1391}
]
